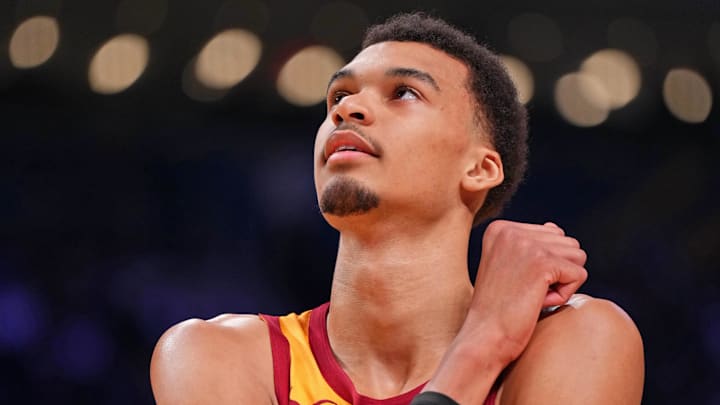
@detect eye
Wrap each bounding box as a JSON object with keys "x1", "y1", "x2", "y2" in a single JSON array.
[
  {"x1": 394, "y1": 85, "x2": 419, "y2": 100},
  {"x1": 328, "y1": 90, "x2": 349, "y2": 105}
]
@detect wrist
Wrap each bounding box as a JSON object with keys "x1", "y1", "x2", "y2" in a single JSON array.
[
  {"x1": 454, "y1": 318, "x2": 521, "y2": 367},
  {"x1": 424, "y1": 330, "x2": 507, "y2": 404}
]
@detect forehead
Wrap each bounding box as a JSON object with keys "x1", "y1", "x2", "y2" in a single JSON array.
[{"x1": 340, "y1": 41, "x2": 469, "y2": 90}]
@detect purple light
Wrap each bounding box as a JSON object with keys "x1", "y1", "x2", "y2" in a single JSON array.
[{"x1": 0, "y1": 284, "x2": 45, "y2": 352}]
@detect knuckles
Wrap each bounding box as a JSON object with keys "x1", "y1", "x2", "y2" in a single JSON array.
[
  {"x1": 577, "y1": 248, "x2": 588, "y2": 264},
  {"x1": 484, "y1": 220, "x2": 523, "y2": 246},
  {"x1": 483, "y1": 220, "x2": 588, "y2": 273},
  {"x1": 483, "y1": 220, "x2": 510, "y2": 240},
  {"x1": 567, "y1": 236, "x2": 581, "y2": 248},
  {"x1": 579, "y1": 267, "x2": 589, "y2": 283}
]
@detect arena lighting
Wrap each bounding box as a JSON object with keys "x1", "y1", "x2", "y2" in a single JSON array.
[
  {"x1": 88, "y1": 34, "x2": 149, "y2": 95},
  {"x1": 194, "y1": 29, "x2": 262, "y2": 90},
  {"x1": 277, "y1": 45, "x2": 345, "y2": 107},
  {"x1": 182, "y1": 57, "x2": 228, "y2": 102},
  {"x1": 507, "y1": 13, "x2": 563, "y2": 62},
  {"x1": 310, "y1": 1, "x2": 368, "y2": 52},
  {"x1": 663, "y1": 68, "x2": 713, "y2": 124},
  {"x1": 580, "y1": 49, "x2": 641, "y2": 109},
  {"x1": 499, "y1": 55, "x2": 534, "y2": 104},
  {"x1": 9, "y1": 16, "x2": 60, "y2": 69},
  {"x1": 554, "y1": 72, "x2": 610, "y2": 127},
  {"x1": 607, "y1": 18, "x2": 658, "y2": 67}
]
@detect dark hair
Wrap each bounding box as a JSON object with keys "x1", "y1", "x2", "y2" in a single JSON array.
[{"x1": 362, "y1": 12, "x2": 528, "y2": 225}]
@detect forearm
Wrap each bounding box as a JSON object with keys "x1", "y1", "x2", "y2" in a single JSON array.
[{"x1": 422, "y1": 328, "x2": 509, "y2": 405}]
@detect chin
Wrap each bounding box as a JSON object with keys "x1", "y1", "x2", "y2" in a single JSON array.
[{"x1": 319, "y1": 177, "x2": 379, "y2": 215}]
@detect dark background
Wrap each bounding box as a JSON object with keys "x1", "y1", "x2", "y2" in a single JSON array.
[{"x1": 1, "y1": 0, "x2": 719, "y2": 403}]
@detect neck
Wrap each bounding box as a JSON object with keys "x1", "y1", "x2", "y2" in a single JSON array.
[{"x1": 326, "y1": 213, "x2": 474, "y2": 398}]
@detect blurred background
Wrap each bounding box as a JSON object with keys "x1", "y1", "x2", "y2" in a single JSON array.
[{"x1": 0, "y1": 0, "x2": 718, "y2": 403}]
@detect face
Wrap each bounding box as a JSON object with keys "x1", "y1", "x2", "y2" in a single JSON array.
[{"x1": 314, "y1": 41, "x2": 489, "y2": 228}]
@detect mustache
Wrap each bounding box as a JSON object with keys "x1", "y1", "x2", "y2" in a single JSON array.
[{"x1": 331, "y1": 122, "x2": 383, "y2": 156}]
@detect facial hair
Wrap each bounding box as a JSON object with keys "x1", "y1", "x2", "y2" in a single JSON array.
[{"x1": 319, "y1": 176, "x2": 380, "y2": 216}]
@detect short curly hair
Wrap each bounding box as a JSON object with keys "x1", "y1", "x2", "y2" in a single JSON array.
[{"x1": 362, "y1": 12, "x2": 528, "y2": 225}]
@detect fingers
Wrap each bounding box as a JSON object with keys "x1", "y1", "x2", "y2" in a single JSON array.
[
  {"x1": 550, "y1": 245, "x2": 587, "y2": 266},
  {"x1": 488, "y1": 219, "x2": 565, "y2": 235},
  {"x1": 543, "y1": 260, "x2": 588, "y2": 307},
  {"x1": 490, "y1": 220, "x2": 581, "y2": 247},
  {"x1": 543, "y1": 222, "x2": 565, "y2": 235},
  {"x1": 488, "y1": 220, "x2": 571, "y2": 238},
  {"x1": 481, "y1": 219, "x2": 589, "y2": 307},
  {"x1": 544, "y1": 276, "x2": 587, "y2": 307},
  {"x1": 544, "y1": 279, "x2": 585, "y2": 307},
  {"x1": 532, "y1": 232, "x2": 581, "y2": 248}
]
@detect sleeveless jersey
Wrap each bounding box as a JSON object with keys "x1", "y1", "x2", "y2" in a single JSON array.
[{"x1": 260, "y1": 303, "x2": 497, "y2": 405}]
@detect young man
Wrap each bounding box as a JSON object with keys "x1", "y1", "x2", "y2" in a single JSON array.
[{"x1": 151, "y1": 13, "x2": 644, "y2": 405}]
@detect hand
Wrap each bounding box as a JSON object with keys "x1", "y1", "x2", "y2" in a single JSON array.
[
  {"x1": 424, "y1": 221, "x2": 589, "y2": 403},
  {"x1": 462, "y1": 220, "x2": 588, "y2": 364}
]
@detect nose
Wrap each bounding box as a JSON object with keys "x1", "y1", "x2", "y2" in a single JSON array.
[{"x1": 332, "y1": 93, "x2": 374, "y2": 126}]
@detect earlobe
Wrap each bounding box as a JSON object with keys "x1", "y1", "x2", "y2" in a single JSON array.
[{"x1": 461, "y1": 149, "x2": 504, "y2": 193}]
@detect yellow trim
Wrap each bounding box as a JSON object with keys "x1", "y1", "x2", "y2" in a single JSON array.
[{"x1": 278, "y1": 310, "x2": 351, "y2": 405}]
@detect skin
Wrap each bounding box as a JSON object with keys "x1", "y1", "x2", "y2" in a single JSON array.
[{"x1": 150, "y1": 41, "x2": 644, "y2": 404}]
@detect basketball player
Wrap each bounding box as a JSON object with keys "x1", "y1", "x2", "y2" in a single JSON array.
[{"x1": 150, "y1": 13, "x2": 644, "y2": 405}]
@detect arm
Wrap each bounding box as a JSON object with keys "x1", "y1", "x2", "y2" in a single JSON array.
[
  {"x1": 423, "y1": 220, "x2": 592, "y2": 404},
  {"x1": 150, "y1": 314, "x2": 276, "y2": 405}
]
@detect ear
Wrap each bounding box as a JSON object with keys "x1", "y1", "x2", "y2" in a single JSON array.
[{"x1": 461, "y1": 147, "x2": 504, "y2": 193}]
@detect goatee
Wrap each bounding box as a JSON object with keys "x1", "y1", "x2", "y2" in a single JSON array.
[{"x1": 319, "y1": 176, "x2": 379, "y2": 216}]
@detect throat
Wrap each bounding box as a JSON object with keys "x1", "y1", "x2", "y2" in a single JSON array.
[
  {"x1": 324, "y1": 220, "x2": 475, "y2": 398},
  {"x1": 326, "y1": 271, "x2": 473, "y2": 398}
]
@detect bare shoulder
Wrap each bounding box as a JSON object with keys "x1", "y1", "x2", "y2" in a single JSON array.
[
  {"x1": 150, "y1": 313, "x2": 276, "y2": 405},
  {"x1": 498, "y1": 294, "x2": 644, "y2": 405}
]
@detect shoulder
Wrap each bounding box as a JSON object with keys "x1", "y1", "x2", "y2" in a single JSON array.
[
  {"x1": 535, "y1": 294, "x2": 643, "y2": 343},
  {"x1": 150, "y1": 313, "x2": 276, "y2": 405},
  {"x1": 498, "y1": 294, "x2": 644, "y2": 405}
]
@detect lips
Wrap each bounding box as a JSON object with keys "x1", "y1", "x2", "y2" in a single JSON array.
[{"x1": 323, "y1": 130, "x2": 378, "y2": 161}]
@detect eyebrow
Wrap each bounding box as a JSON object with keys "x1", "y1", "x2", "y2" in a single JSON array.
[
  {"x1": 327, "y1": 69, "x2": 354, "y2": 92},
  {"x1": 385, "y1": 67, "x2": 440, "y2": 91},
  {"x1": 326, "y1": 67, "x2": 441, "y2": 93}
]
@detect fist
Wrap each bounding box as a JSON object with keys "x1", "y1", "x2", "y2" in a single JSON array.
[{"x1": 464, "y1": 220, "x2": 588, "y2": 362}]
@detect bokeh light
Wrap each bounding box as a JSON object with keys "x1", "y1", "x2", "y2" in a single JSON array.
[
  {"x1": 311, "y1": 1, "x2": 368, "y2": 52},
  {"x1": 194, "y1": 29, "x2": 262, "y2": 90},
  {"x1": 277, "y1": 45, "x2": 345, "y2": 107},
  {"x1": 508, "y1": 13, "x2": 563, "y2": 62},
  {"x1": 607, "y1": 18, "x2": 658, "y2": 67},
  {"x1": 88, "y1": 34, "x2": 149, "y2": 94},
  {"x1": 663, "y1": 68, "x2": 713, "y2": 124},
  {"x1": 580, "y1": 49, "x2": 641, "y2": 109},
  {"x1": 0, "y1": 285, "x2": 45, "y2": 351},
  {"x1": 9, "y1": 15, "x2": 60, "y2": 69},
  {"x1": 500, "y1": 55, "x2": 534, "y2": 104},
  {"x1": 555, "y1": 72, "x2": 610, "y2": 127},
  {"x1": 182, "y1": 56, "x2": 228, "y2": 102}
]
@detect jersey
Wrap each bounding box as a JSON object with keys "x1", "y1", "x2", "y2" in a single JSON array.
[{"x1": 260, "y1": 303, "x2": 498, "y2": 405}]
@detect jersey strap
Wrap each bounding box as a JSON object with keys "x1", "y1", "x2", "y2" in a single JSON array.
[{"x1": 260, "y1": 312, "x2": 292, "y2": 405}]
